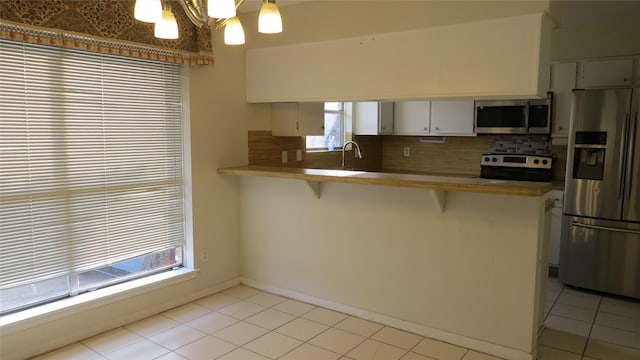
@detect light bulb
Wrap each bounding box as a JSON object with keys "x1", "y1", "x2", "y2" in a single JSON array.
[
  {"x1": 208, "y1": 0, "x2": 236, "y2": 19},
  {"x1": 258, "y1": 0, "x2": 282, "y2": 34},
  {"x1": 134, "y1": 0, "x2": 162, "y2": 23},
  {"x1": 155, "y1": 9, "x2": 179, "y2": 39},
  {"x1": 224, "y1": 17, "x2": 245, "y2": 45}
]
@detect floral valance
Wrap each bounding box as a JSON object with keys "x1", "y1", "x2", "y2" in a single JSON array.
[{"x1": 0, "y1": 0, "x2": 213, "y2": 65}]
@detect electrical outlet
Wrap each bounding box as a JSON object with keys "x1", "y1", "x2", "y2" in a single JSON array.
[
  {"x1": 282, "y1": 151, "x2": 288, "y2": 163},
  {"x1": 296, "y1": 149, "x2": 302, "y2": 161},
  {"x1": 403, "y1": 147, "x2": 410, "y2": 157},
  {"x1": 201, "y1": 249, "x2": 209, "y2": 262}
]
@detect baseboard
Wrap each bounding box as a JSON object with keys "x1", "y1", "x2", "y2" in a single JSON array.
[
  {"x1": 2, "y1": 275, "x2": 242, "y2": 360},
  {"x1": 241, "y1": 278, "x2": 534, "y2": 360}
]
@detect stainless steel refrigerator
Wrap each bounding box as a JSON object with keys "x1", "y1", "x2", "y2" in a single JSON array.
[{"x1": 561, "y1": 88, "x2": 640, "y2": 299}]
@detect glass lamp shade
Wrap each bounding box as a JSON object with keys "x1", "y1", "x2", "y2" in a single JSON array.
[
  {"x1": 208, "y1": 0, "x2": 236, "y2": 19},
  {"x1": 258, "y1": 1, "x2": 282, "y2": 34},
  {"x1": 224, "y1": 17, "x2": 245, "y2": 45},
  {"x1": 134, "y1": 0, "x2": 162, "y2": 23},
  {"x1": 154, "y1": 10, "x2": 179, "y2": 39}
]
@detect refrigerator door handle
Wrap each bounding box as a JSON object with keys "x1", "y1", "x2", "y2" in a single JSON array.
[
  {"x1": 626, "y1": 112, "x2": 637, "y2": 200},
  {"x1": 571, "y1": 221, "x2": 640, "y2": 235},
  {"x1": 618, "y1": 113, "x2": 630, "y2": 200}
]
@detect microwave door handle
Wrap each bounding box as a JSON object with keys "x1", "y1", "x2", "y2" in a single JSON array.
[{"x1": 627, "y1": 112, "x2": 638, "y2": 200}]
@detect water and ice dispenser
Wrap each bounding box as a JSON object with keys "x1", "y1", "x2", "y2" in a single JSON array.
[{"x1": 572, "y1": 131, "x2": 607, "y2": 180}]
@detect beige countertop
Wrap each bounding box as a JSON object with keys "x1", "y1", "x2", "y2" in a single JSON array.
[{"x1": 218, "y1": 165, "x2": 553, "y2": 197}]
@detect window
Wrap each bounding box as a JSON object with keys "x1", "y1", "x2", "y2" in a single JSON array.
[
  {"x1": 0, "y1": 39, "x2": 185, "y2": 315},
  {"x1": 306, "y1": 102, "x2": 348, "y2": 151}
]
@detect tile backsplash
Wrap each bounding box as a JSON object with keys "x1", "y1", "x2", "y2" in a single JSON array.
[
  {"x1": 488, "y1": 135, "x2": 551, "y2": 155},
  {"x1": 247, "y1": 131, "x2": 566, "y2": 185}
]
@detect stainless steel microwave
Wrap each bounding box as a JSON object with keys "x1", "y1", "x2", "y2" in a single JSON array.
[{"x1": 474, "y1": 94, "x2": 552, "y2": 134}]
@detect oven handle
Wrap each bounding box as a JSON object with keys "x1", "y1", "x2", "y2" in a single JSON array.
[{"x1": 571, "y1": 221, "x2": 640, "y2": 235}]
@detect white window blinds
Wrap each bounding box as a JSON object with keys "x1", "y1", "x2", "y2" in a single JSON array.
[{"x1": 0, "y1": 39, "x2": 185, "y2": 289}]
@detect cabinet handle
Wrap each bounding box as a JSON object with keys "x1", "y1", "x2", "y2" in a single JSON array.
[
  {"x1": 296, "y1": 121, "x2": 299, "y2": 131},
  {"x1": 434, "y1": 127, "x2": 440, "y2": 131},
  {"x1": 424, "y1": 127, "x2": 428, "y2": 130}
]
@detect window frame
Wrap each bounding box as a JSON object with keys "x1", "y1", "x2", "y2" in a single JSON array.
[
  {"x1": 0, "y1": 39, "x2": 193, "y2": 316},
  {"x1": 305, "y1": 102, "x2": 348, "y2": 152}
]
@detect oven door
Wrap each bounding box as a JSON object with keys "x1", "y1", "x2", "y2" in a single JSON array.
[
  {"x1": 475, "y1": 100, "x2": 527, "y2": 134},
  {"x1": 480, "y1": 165, "x2": 553, "y2": 182}
]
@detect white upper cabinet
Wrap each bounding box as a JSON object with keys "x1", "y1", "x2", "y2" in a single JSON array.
[
  {"x1": 577, "y1": 58, "x2": 633, "y2": 88},
  {"x1": 393, "y1": 100, "x2": 474, "y2": 136},
  {"x1": 430, "y1": 100, "x2": 475, "y2": 135},
  {"x1": 247, "y1": 13, "x2": 552, "y2": 102},
  {"x1": 354, "y1": 102, "x2": 394, "y2": 135},
  {"x1": 271, "y1": 103, "x2": 324, "y2": 136},
  {"x1": 393, "y1": 101, "x2": 431, "y2": 135},
  {"x1": 549, "y1": 62, "x2": 577, "y2": 137}
]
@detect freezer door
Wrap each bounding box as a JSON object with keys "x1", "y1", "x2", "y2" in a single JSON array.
[
  {"x1": 564, "y1": 89, "x2": 631, "y2": 220},
  {"x1": 560, "y1": 216, "x2": 640, "y2": 299},
  {"x1": 622, "y1": 89, "x2": 640, "y2": 222}
]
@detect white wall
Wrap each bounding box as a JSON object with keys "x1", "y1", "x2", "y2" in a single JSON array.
[
  {"x1": 0, "y1": 29, "x2": 250, "y2": 360},
  {"x1": 240, "y1": 177, "x2": 545, "y2": 359},
  {"x1": 549, "y1": 0, "x2": 640, "y2": 61},
  {"x1": 243, "y1": 0, "x2": 550, "y2": 130},
  {"x1": 246, "y1": 13, "x2": 552, "y2": 102}
]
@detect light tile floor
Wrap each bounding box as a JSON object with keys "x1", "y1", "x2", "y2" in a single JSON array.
[
  {"x1": 32, "y1": 280, "x2": 640, "y2": 360},
  {"x1": 539, "y1": 277, "x2": 640, "y2": 360}
]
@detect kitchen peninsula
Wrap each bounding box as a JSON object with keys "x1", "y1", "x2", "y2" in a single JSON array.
[{"x1": 220, "y1": 166, "x2": 552, "y2": 360}]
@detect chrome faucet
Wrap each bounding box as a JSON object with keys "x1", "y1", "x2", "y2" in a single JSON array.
[{"x1": 341, "y1": 140, "x2": 363, "y2": 169}]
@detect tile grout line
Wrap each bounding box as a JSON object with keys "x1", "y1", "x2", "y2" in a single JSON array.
[
  {"x1": 543, "y1": 279, "x2": 564, "y2": 323},
  {"x1": 579, "y1": 294, "x2": 602, "y2": 360}
]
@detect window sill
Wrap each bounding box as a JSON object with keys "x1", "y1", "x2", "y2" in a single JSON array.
[
  {"x1": 306, "y1": 148, "x2": 343, "y2": 153},
  {"x1": 0, "y1": 267, "x2": 197, "y2": 333}
]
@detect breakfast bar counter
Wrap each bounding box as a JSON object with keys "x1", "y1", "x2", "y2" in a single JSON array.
[{"x1": 217, "y1": 165, "x2": 552, "y2": 197}]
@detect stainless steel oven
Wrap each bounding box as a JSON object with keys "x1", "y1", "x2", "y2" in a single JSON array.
[{"x1": 480, "y1": 154, "x2": 553, "y2": 182}]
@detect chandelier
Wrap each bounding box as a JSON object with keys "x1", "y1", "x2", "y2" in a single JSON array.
[{"x1": 133, "y1": 0, "x2": 283, "y2": 45}]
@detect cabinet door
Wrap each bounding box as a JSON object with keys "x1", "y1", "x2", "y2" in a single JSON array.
[
  {"x1": 430, "y1": 100, "x2": 474, "y2": 135},
  {"x1": 550, "y1": 62, "x2": 576, "y2": 136},
  {"x1": 298, "y1": 103, "x2": 324, "y2": 136},
  {"x1": 271, "y1": 103, "x2": 299, "y2": 136},
  {"x1": 578, "y1": 58, "x2": 633, "y2": 88},
  {"x1": 393, "y1": 101, "x2": 430, "y2": 135},
  {"x1": 379, "y1": 102, "x2": 394, "y2": 134},
  {"x1": 354, "y1": 102, "x2": 386, "y2": 135}
]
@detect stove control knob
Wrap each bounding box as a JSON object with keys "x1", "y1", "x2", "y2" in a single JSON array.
[
  {"x1": 533, "y1": 159, "x2": 540, "y2": 164},
  {"x1": 491, "y1": 157, "x2": 498, "y2": 162},
  {"x1": 542, "y1": 159, "x2": 548, "y2": 165},
  {"x1": 484, "y1": 157, "x2": 490, "y2": 162}
]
